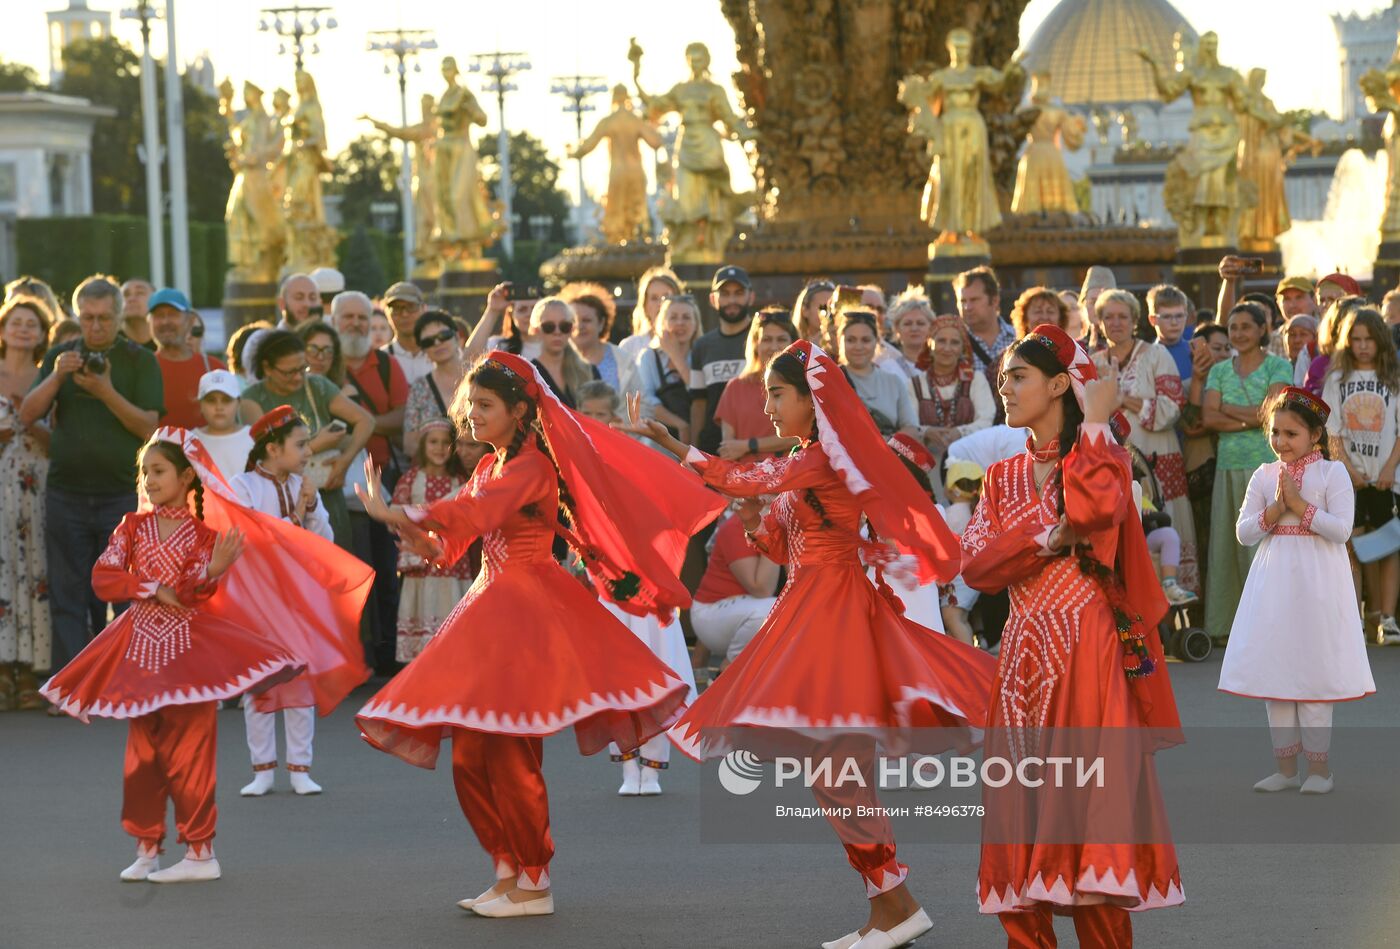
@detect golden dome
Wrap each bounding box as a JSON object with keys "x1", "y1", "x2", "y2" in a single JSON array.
[{"x1": 1023, "y1": 0, "x2": 1198, "y2": 106}]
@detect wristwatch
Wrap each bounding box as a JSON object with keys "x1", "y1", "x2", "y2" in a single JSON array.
[{"x1": 748, "y1": 437, "x2": 758, "y2": 453}]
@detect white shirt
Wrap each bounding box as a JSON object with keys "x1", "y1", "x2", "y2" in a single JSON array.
[
  {"x1": 946, "y1": 424, "x2": 1027, "y2": 471},
  {"x1": 382, "y1": 340, "x2": 433, "y2": 383},
  {"x1": 230, "y1": 468, "x2": 334, "y2": 541},
  {"x1": 197, "y1": 427, "x2": 255, "y2": 485},
  {"x1": 1323, "y1": 368, "x2": 1400, "y2": 488}
]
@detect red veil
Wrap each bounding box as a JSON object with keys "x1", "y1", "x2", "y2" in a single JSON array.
[
  {"x1": 485, "y1": 352, "x2": 725, "y2": 620},
  {"x1": 789, "y1": 340, "x2": 961, "y2": 584},
  {"x1": 148, "y1": 427, "x2": 372, "y2": 715}
]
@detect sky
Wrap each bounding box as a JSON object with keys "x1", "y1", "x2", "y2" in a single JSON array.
[{"x1": 1, "y1": 0, "x2": 1387, "y2": 205}]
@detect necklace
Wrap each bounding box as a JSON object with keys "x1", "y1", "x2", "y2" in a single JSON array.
[
  {"x1": 1026, "y1": 436, "x2": 1060, "y2": 463},
  {"x1": 153, "y1": 503, "x2": 191, "y2": 519}
]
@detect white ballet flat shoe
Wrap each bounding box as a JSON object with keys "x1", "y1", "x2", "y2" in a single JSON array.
[
  {"x1": 639, "y1": 767, "x2": 662, "y2": 796},
  {"x1": 851, "y1": 908, "x2": 932, "y2": 949},
  {"x1": 470, "y1": 892, "x2": 555, "y2": 917},
  {"x1": 240, "y1": 771, "x2": 275, "y2": 797},
  {"x1": 289, "y1": 770, "x2": 322, "y2": 795},
  {"x1": 617, "y1": 758, "x2": 641, "y2": 796},
  {"x1": 147, "y1": 857, "x2": 221, "y2": 883},
  {"x1": 1300, "y1": 773, "x2": 1334, "y2": 795},
  {"x1": 1252, "y1": 772, "x2": 1302, "y2": 792},
  {"x1": 457, "y1": 883, "x2": 508, "y2": 910},
  {"x1": 119, "y1": 855, "x2": 160, "y2": 882},
  {"x1": 821, "y1": 930, "x2": 862, "y2": 949}
]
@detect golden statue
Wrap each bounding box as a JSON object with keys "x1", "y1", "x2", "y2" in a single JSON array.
[
  {"x1": 568, "y1": 84, "x2": 662, "y2": 245},
  {"x1": 269, "y1": 87, "x2": 291, "y2": 206},
  {"x1": 220, "y1": 79, "x2": 284, "y2": 282},
  {"x1": 1235, "y1": 68, "x2": 1321, "y2": 252},
  {"x1": 1361, "y1": 40, "x2": 1400, "y2": 242},
  {"x1": 632, "y1": 39, "x2": 757, "y2": 264},
  {"x1": 433, "y1": 56, "x2": 497, "y2": 267},
  {"x1": 281, "y1": 69, "x2": 337, "y2": 274},
  {"x1": 363, "y1": 93, "x2": 441, "y2": 275},
  {"x1": 1010, "y1": 72, "x2": 1086, "y2": 215},
  {"x1": 1137, "y1": 32, "x2": 1249, "y2": 248},
  {"x1": 899, "y1": 28, "x2": 1023, "y2": 257}
]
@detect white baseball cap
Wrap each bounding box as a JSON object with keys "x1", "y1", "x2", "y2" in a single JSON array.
[
  {"x1": 197, "y1": 368, "x2": 242, "y2": 400},
  {"x1": 310, "y1": 267, "x2": 346, "y2": 295}
]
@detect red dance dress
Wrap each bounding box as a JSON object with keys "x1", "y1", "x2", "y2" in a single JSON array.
[
  {"x1": 961, "y1": 423, "x2": 1183, "y2": 943},
  {"x1": 41, "y1": 508, "x2": 301, "y2": 722},
  {"x1": 356, "y1": 438, "x2": 695, "y2": 766},
  {"x1": 668, "y1": 445, "x2": 999, "y2": 896}
]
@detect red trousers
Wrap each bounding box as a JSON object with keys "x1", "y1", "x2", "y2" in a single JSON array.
[
  {"x1": 122, "y1": 702, "x2": 218, "y2": 850},
  {"x1": 809, "y1": 735, "x2": 907, "y2": 898},
  {"x1": 1001, "y1": 904, "x2": 1132, "y2": 949},
  {"x1": 451, "y1": 728, "x2": 554, "y2": 890}
]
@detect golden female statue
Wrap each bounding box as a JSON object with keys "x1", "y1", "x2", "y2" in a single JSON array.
[
  {"x1": 899, "y1": 28, "x2": 1022, "y2": 256},
  {"x1": 1137, "y1": 32, "x2": 1249, "y2": 248},
  {"x1": 433, "y1": 56, "x2": 496, "y2": 265},
  {"x1": 1361, "y1": 42, "x2": 1400, "y2": 242},
  {"x1": 282, "y1": 69, "x2": 337, "y2": 274},
  {"x1": 220, "y1": 80, "x2": 283, "y2": 281},
  {"x1": 634, "y1": 40, "x2": 757, "y2": 264},
  {"x1": 568, "y1": 84, "x2": 662, "y2": 245},
  {"x1": 363, "y1": 94, "x2": 440, "y2": 274},
  {"x1": 1236, "y1": 68, "x2": 1320, "y2": 252},
  {"x1": 1011, "y1": 72, "x2": 1085, "y2": 215}
]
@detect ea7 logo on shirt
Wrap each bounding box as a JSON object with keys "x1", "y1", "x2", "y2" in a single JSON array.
[{"x1": 700, "y1": 359, "x2": 745, "y2": 388}]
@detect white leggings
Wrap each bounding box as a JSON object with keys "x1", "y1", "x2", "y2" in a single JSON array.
[
  {"x1": 243, "y1": 698, "x2": 316, "y2": 769},
  {"x1": 608, "y1": 734, "x2": 670, "y2": 768},
  {"x1": 1266, "y1": 700, "x2": 1333, "y2": 763},
  {"x1": 691, "y1": 595, "x2": 776, "y2": 663}
]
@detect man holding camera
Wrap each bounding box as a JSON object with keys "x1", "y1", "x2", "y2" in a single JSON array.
[{"x1": 19, "y1": 275, "x2": 164, "y2": 673}]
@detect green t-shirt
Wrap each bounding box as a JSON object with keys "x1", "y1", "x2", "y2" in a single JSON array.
[
  {"x1": 33, "y1": 338, "x2": 165, "y2": 495},
  {"x1": 241, "y1": 373, "x2": 342, "y2": 433},
  {"x1": 1205, "y1": 353, "x2": 1294, "y2": 470}
]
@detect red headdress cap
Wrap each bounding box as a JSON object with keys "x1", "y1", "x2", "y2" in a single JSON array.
[
  {"x1": 1276, "y1": 385, "x2": 1331, "y2": 425},
  {"x1": 1317, "y1": 273, "x2": 1361, "y2": 297},
  {"x1": 887, "y1": 432, "x2": 936, "y2": 476},
  {"x1": 250, "y1": 405, "x2": 302, "y2": 442},
  {"x1": 1019, "y1": 323, "x2": 1132, "y2": 436}
]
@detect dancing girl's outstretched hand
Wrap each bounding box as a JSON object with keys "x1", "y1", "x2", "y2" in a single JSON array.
[
  {"x1": 355, "y1": 457, "x2": 409, "y2": 528},
  {"x1": 1083, "y1": 368, "x2": 1120, "y2": 426},
  {"x1": 616, "y1": 392, "x2": 689, "y2": 459},
  {"x1": 208, "y1": 527, "x2": 246, "y2": 580}
]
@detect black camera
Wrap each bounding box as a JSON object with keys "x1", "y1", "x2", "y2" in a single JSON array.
[{"x1": 80, "y1": 349, "x2": 108, "y2": 374}]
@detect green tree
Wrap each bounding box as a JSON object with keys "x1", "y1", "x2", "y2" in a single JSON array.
[
  {"x1": 55, "y1": 36, "x2": 231, "y2": 223},
  {"x1": 339, "y1": 225, "x2": 386, "y2": 295},
  {"x1": 0, "y1": 60, "x2": 41, "y2": 92},
  {"x1": 476, "y1": 131, "x2": 570, "y2": 281},
  {"x1": 328, "y1": 134, "x2": 402, "y2": 231}
]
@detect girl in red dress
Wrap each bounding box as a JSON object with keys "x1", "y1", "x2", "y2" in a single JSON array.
[
  {"x1": 628, "y1": 340, "x2": 999, "y2": 949},
  {"x1": 961, "y1": 324, "x2": 1183, "y2": 948},
  {"x1": 40, "y1": 430, "x2": 303, "y2": 884},
  {"x1": 353, "y1": 351, "x2": 722, "y2": 919}
]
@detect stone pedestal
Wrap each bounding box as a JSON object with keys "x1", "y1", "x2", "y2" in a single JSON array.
[
  {"x1": 1171, "y1": 246, "x2": 1235, "y2": 315},
  {"x1": 435, "y1": 260, "x2": 501, "y2": 323},
  {"x1": 925, "y1": 250, "x2": 989, "y2": 315},
  {"x1": 1373, "y1": 241, "x2": 1400, "y2": 300},
  {"x1": 221, "y1": 278, "x2": 278, "y2": 331}
]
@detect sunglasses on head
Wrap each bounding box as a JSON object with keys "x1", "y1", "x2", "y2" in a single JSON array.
[
  {"x1": 418, "y1": 328, "x2": 456, "y2": 348},
  {"x1": 758, "y1": 310, "x2": 792, "y2": 325},
  {"x1": 537, "y1": 320, "x2": 574, "y2": 335}
]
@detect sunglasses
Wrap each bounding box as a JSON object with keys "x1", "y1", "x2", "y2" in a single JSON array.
[
  {"x1": 418, "y1": 328, "x2": 456, "y2": 348},
  {"x1": 758, "y1": 311, "x2": 792, "y2": 325},
  {"x1": 536, "y1": 321, "x2": 574, "y2": 335}
]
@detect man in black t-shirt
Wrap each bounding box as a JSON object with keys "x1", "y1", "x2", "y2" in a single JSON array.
[{"x1": 689, "y1": 265, "x2": 756, "y2": 454}]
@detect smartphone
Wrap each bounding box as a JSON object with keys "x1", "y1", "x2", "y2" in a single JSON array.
[
  {"x1": 326, "y1": 419, "x2": 347, "y2": 434},
  {"x1": 832, "y1": 285, "x2": 865, "y2": 311},
  {"x1": 1238, "y1": 257, "x2": 1265, "y2": 275}
]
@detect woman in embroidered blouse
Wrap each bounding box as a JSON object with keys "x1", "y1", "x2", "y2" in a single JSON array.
[
  {"x1": 1202, "y1": 302, "x2": 1294, "y2": 642},
  {"x1": 1090, "y1": 289, "x2": 1198, "y2": 594},
  {"x1": 914, "y1": 314, "x2": 995, "y2": 461},
  {"x1": 961, "y1": 324, "x2": 1182, "y2": 948},
  {"x1": 354, "y1": 352, "x2": 719, "y2": 919},
  {"x1": 403, "y1": 309, "x2": 466, "y2": 458},
  {"x1": 1220, "y1": 388, "x2": 1374, "y2": 796},
  {"x1": 627, "y1": 340, "x2": 996, "y2": 949}
]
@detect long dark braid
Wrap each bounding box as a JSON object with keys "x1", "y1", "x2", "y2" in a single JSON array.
[{"x1": 193, "y1": 480, "x2": 205, "y2": 520}]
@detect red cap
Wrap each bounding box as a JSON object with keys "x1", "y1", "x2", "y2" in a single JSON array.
[
  {"x1": 887, "y1": 432, "x2": 936, "y2": 475},
  {"x1": 250, "y1": 405, "x2": 301, "y2": 441},
  {"x1": 1317, "y1": 273, "x2": 1361, "y2": 297}
]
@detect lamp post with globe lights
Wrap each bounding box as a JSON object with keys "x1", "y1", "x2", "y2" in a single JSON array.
[
  {"x1": 368, "y1": 28, "x2": 438, "y2": 277},
  {"x1": 550, "y1": 74, "x2": 608, "y2": 242},
  {"x1": 468, "y1": 51, "x2": 531, "y2": 261}
]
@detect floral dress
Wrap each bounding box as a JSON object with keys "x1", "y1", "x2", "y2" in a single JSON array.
[
  {"x1": 0, "y1": 394, "x2": 51, "y2": 672},
  {"x1": 389, "y1": 465, "x2": 474, "y2": 661}
]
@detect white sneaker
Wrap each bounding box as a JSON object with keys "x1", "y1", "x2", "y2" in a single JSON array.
[
  {"x1": 851, "y1": 908, "x2": 932, "y2": 949},
  {"x1": 119, "y1": 854, "x2": 160, "y2": 882},
  {"x1": 1162, "y1": 579, "x2": 1198, "y2": 606},
  {"x1": 1253, "y1": 772, "x2": 1302, "y2": 792},
  {"x1": 470, "y1": 892, "x2": 555, "y2": 917},
  {"x1": 617, "y1": 758, "x2": 641, "y2": 796},
  {"x1": 147, "y1": 856, "x2": 221, "y2": 883},
  {"x1": 639, "y1": 766, "x2": 662, "y2": 796},
  {"x1": 240, "y1": 770, "x2": 275, "y2": 797},
  {"x1": 1300, "y1": 773, "x2": 1334, "y2": 795},
  {"x1": 289, "y1": 770, "x2": 322, "y2": 795},
  {"x1": 1379, "y1": 616, "x2": 1400, "y2": 646}
]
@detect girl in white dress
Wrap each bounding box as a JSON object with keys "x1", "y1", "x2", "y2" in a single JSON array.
[{"x1": 1220, "y1": 387, "x2": 1376, "y2": 795}]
